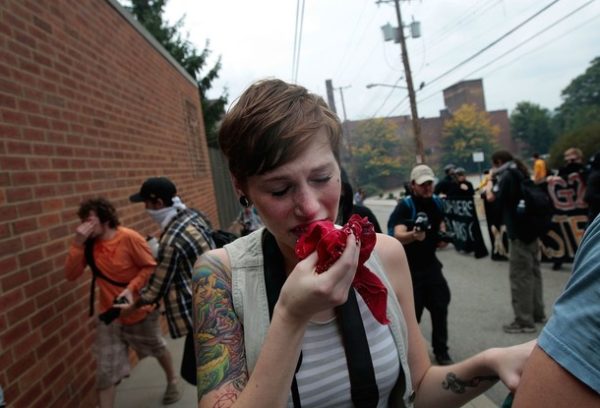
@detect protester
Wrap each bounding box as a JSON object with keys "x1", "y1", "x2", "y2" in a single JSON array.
[
  {"x1": 557, "y1": 147, "x2": 587, "y2": 179},
  {"x1": 434, "y1": 163, "x2": 456, "y2": 197},
  {"x1": 339, "y1": 169, "x2": 382, "y2": 233},
  {"x1": 513, "y1": 214, "x2": 600, "y2": 407},
  {"x1": 117, "y1": 177, "x2": 215, "y2": 386},
  {"x1": 388, "y1": 164, "x2": 454, "y2": 365},
  {"x1": 532, "y1": 152, "x2": 547, "y2": 184},
  {"x1": 584, "y1": 151, "x2": 600, "y2": 223},
  {"x1": 233, "y1": 205, "x2": 264, "y2": 236},
  {"x1": 353, "y1": 187, "x2": 366, "y2": 206},
  {"x1": 191, "y1": 79, "x2": 534, "y2": 408},
  {"x1": 549, "y1": 147, "x2": 588, "y2": 270},
  {"x1": 447, "y1": 167, "x2": 475, "y2": 197},
  {"x1": 485, "y1": 151, "x2": 546, "y2": 333},
  {"x1": 64, "y1": 198, "x2": 180, "y2": 407},
  {"x1": 477, "y1": 169, "x2": 491, "y2": 195}
]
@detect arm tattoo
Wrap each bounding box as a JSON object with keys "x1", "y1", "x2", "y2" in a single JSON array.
[
  {"x1": 442, "y1": 372, "x2": 499, "y2": 394},
  {"x1": 193, "y1": 254, "x2": 248, "y2": 401}
]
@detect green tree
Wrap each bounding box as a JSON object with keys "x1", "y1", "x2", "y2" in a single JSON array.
[
  {"x1": 510, "y1": 101, "x2": 555, "y2": 155},
  {"x1": 553, "y1": 57, "x2": 600, "y2": 136},
  {"x1": 346, "y1": 119, "x2": 413, "y2": 192},
  {"x1": 441, "y1": 104, "x2": 499, "y2": 172},
  {"x1": 547, "y1": 123, "x2": 600, "y2": 169},
  {"x1": 127, "y1": 0, "x2": 227, "y2": 146}
]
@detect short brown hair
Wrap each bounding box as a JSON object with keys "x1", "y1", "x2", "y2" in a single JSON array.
[
  {"x1": 218, "y1": 79, "x2": 342, "y2": 186},
  {"x1": 77, "y1": 197, "x2": 120, "y2": 228}
]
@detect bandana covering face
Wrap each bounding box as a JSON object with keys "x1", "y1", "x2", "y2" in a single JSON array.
[{"x1": 295, "y1": 214, "x2": 389, "y2": 324}]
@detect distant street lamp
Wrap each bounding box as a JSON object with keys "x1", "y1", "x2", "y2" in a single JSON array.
[
  {"x1": 366, "y1": 82, "x2": 424, "y2": 90},
  {"x1": 366, "y1": 83, "x2": 407, "y2": 90}
]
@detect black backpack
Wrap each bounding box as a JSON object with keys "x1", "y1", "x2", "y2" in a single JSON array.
[
  {"x1": 195, "y1": 210, "x2": 238, "y2": 248},
  {"x1": 210, "y1": 229, "x2": 238, "y2": 248},
  {"x1": 518, "y1": 176, "x2": 554, "y2": 238}
]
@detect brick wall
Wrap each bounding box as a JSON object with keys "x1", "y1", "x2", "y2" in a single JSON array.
[{"x1": 0, "y1": 1, "x2": 218, "y2": 406}]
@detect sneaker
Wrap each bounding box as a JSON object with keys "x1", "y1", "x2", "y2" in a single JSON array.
[
  {"x1": 435, "y1": 352, "x2": 454, "y2": 366},
  {"x1": 163, "y1": 380, "x2": 182, "y2": 405},
  {"x1": 502, "y1": 321, "x2": 536, "y2": 334}
]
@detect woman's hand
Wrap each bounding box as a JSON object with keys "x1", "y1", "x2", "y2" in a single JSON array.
[
  {"x1": 277, "y1": 233, "x2": 360, "y2": 324},
  {"x1": 489, "y1": 339, "x2": 536, "y2": 392}
]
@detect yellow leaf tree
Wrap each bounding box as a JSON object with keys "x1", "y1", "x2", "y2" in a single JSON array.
[{"x1": 441, "y1": 104, "x2": 500, "y2": 172}]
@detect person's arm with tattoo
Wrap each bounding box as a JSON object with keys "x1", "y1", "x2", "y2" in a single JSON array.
[
  {"x1": 377, "y1": 234, "x2": 535, "y2": 408},
  {"x1": 192, "y1": 234, "x2": 360, "y2": 408}
]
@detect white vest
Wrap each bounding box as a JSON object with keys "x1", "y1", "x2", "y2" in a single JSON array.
[{"x1": 224, "y1": 229, "x2": 415, "y2": 407}]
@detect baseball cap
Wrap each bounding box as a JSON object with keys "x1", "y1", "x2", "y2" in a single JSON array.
[
  {"x1": 129, "y1": 177, "x2": 177, "y2": 203},
  {"x1": 410, "y1": 164, "x2": 435, "y2": 185}
]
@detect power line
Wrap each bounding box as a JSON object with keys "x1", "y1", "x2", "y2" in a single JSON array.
[
  {"x1": 386, "y1": 94, "x2": 409, "y2": 117},
  {"x1": 291, "y1": 0, "x2": 306, "y2": 83},
  {"x1": 473, "y1": 10, "x2": 600, "y2": 81},
  {"x1": 425, "y1": 0, "x2": 561, "y2": 88},
  {"x1": 415, "y1": 0, "x2": 596, "y2": 106},
  {"x1": 333, "y1": 0, "x2": 377, "y2": 80},
  {"x1": 369, "y1": 76, "x2": 404, "y2": 117},
  {"x1": 460, "y1": 0, "x2": 596, "y2": 80}
]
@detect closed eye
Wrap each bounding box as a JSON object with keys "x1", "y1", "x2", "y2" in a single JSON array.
[{"x1": 271, "y1": 186, "x2": 290, "y2": 197}]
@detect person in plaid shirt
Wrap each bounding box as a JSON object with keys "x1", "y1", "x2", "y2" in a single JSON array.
[{"x1": 117, "y1": 177, "x2": 214, "y2": 386}]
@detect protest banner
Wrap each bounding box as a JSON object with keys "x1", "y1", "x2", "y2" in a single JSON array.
[
  {"x1": 483, "y1": 171, "x2": 588, "y2": 263},
  {"x1": 443, "y1": 196, "x2": 489, "y2": 258}
]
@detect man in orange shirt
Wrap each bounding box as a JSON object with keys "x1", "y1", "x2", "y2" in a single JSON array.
[
  {"x1": 532, "y1": 152, "x2": 547, "y2": 183},
  {"x1": 64, "y1": 198, "x2": 181, "y2": 408}
]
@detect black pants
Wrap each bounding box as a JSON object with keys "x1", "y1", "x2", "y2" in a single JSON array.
[
  {"x1": 181, "y1": 331, "x2": 196, "y2": 385},
  {"x1": 411, "y1": 263, "x2": 451, "y2": 356}
]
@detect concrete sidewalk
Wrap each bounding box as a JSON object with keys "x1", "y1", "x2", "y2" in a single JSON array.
[
  {"x1": 115, "y1": 336, "x2": 195, "y2": 407},
  {"x1": 114, "y1": 335, "x2": 499, "y2": 407}
]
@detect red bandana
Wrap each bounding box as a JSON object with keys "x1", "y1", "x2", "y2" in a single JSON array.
[{"x1": 295, "y1": 214, "x2": 389, "y2": 324}]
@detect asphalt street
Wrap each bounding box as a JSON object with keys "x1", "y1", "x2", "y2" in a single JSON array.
[{"x1": 365, "y1": 196, "x2": 571, "y2": 406}]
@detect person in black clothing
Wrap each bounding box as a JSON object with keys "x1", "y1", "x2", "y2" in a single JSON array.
[
  {"x1": 550, "y1": 147, "x2": 588, "y2": 270},
  {"x1": 447, "y1": 167, "x2": 475, "y2": 197},
  {"x1": 339, "y1": 170, "x2": 382, "y2": 232},
  {"x1": 388, "y1": 164, "x2": 453, "y2": 365},
  {"x1": 485, "y1": 151, "x2": 546, "y2": 334},
  {"x1": 434, "y1": 163, "x2": 455, "y2": 197}
]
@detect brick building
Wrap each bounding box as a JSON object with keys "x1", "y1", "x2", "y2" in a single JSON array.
[
  {"x1": 0, "y1": 0, "x2": 220, "y2": 406},
  {"x1": 345, "y1": 79, "x2": 516, "y2": 174}
]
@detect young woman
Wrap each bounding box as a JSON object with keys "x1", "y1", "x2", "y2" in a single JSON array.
[{"x1": 192, "y1": 79, "x2": 533, "y2": 408}]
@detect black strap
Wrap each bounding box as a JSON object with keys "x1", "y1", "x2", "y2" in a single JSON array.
[
  {"x1": 84, "y1": 239, "x2": 129, "y2": 317},
  {"x1": 336, "y1": 289, "x2": 379, "y2": 407},
  {"x1": 262, "y1": 231, "x2": 303, "y2": 407},
  {"x1": 262, "y1": 231, "x2": 379, "y2": 408}
]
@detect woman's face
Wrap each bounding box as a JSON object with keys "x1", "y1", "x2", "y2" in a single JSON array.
[{"x1": 244, "y1": 129, "x2": 341, "y2": 256}]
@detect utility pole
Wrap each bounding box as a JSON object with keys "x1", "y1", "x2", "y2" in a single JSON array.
[
  {"x1": 337, "y1": 85, "x2": 350, "y2": 122},
  {"x1": 335, "y1": 84, "x2": 357, "y2": 186},
  {"x1": 325, "y1": 79, "x2": 337, "y2": 114},
  {"x1": 393, "y1": 0, "x2": 424, "y2": 164}
]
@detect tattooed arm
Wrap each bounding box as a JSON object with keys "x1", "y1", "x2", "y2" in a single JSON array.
[
  {"x1": 376, "y1": 235, "x2": 535, "y2": 408},
  {"x1": 193, "y1": 250, "x2": 248, "y2": 407},
  {"x1": 194, "y1": 247, "x2": 341, "y2": 408}
]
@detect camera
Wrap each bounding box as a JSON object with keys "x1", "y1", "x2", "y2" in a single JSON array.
[
  {"x1": 437, "y1": 230, "x2": 455, "y2": 243},
  {"x1": 414, "y1": 212, "x2": 430, "y2": 232},
  {"x1": 98, "y1": 296, "x2": 129, "y2": 325}
]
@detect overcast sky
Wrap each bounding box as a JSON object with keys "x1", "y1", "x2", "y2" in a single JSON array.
[{"x1": 163, "y1": 0, "x2": 599, "y2": 121}]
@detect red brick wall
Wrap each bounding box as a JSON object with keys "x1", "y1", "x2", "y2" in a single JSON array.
[{"x1": 0, "y1": 1, "x2": 218, "y2": 406}]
